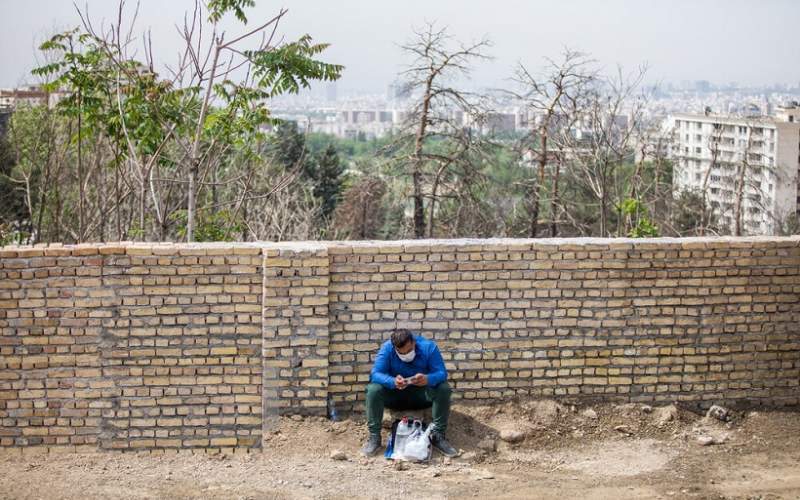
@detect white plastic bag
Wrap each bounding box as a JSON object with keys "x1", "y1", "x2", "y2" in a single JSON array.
[
  {"x1": 389, "y1": 418, "x2": 415, "y2": 460},
  {"x1": 403, "y1": 423, "x2": 433, "y2": 461}
]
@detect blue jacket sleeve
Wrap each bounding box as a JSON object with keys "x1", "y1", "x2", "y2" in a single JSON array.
[
  {"x1": 370, "y1": 343, "x2": 396, "y2": 389},
  {"x1": 426, "y1": 344, "x2": 447, "y2": 387}
]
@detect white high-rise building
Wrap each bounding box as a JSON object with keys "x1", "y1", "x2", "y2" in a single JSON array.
[{"x1": 669, "y1": 103, "x2": 800, "y2": 235}]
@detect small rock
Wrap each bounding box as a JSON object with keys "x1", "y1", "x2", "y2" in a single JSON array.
[
  {"x1": 581, "y1": 408, "x2": 598, "y2": 420},
  {"x1": 499, "y1": 429, "x2": 525, "y2": 443},
  {"x1": 614, "y1": 425, "x2": 633, "y2": 435},
  {"x1": 290, "y1": 415, "x2": 303, "y2": 422},
  {"x1": 443, "y1": 457, "x2": 452, "y2": 465},
  {"x1": 477, "y1": 438, "x2": 497, "y2": 452},
  {"x1": 394, "y1": 460, "x2": 410, "y2": 471},
  {"x1": 706, "y1": 405, "x2": 730, "y2": 422},
  {"x1": 460, "y1": 451, "x2": 485, "y2": 462},
  {"x1": 697, "y1": 435, "x2": 715, "y2": 446},
  {"x1": 429, "y1": 470, "x2": 441, "y2": 478},
  {"x1": 572, "y1": 430, "x2": 585, "y2": 438},
  {"x1": 641, "y1": 405, "x2": 653, "y2": 414},
  {"x1": 653, "y1": 404, "x2": 679, "y2": 427},
  {"x1": 472, "y1": 468, "x2": 494, "y2": 480},
  {"x1": 330, "y1": 450, "x2": 347, "y2": 461}
]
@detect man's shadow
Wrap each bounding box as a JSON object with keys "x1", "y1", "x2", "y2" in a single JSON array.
[{"x1": 445, "y1": 408, "x2": 500, "y2": 454}]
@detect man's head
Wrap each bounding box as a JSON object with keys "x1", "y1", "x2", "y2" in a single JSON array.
[{"x1": 391, "y1": 329, "x2": 415, "y2": 361}]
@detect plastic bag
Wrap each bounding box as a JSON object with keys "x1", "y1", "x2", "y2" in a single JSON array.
[
  {"x1": 386, "y1": 418, "x2": 433, "y2": 462},
  {"x1": 403, "y1": 423, "x2": 433, "y2": 461}
]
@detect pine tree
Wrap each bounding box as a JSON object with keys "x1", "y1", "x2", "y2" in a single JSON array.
[
  {"x1": 269, "y1": 121, "x2": 308, "y2": 174},
  {"x1": 313, "y1": 143, "x2": 345, "y2": 218}
]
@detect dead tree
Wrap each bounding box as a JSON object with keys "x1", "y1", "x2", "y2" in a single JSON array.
[
  {"x1": 568, "y1": 65, "x2": 648, "y2": 236},
  {"x1": 398, "y1": 23, "x2": 491, "y2": 238},
  {"x1": 510, "y1": 50, "x2": 594, "y2": 237}
]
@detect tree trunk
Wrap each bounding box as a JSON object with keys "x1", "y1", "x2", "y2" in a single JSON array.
[
  {"x1": 550, "y1": 156, "x2": 561, "y2": 237},
  {"x1": 734, "y1": 161, "x2": 746, "y2": 236},
  {"x1": 188, "y1": 164, "x2": 198, "y2": 241},
  {"x1": 734, "y1": 163, "x2": 744, "y2": 236},
  {"x1": 412, "y1": 77, "x2": 434, "y2": 239},
  {"x1": 599, "y1": 184, "x2": 608, "y2": 237},
  {"x1": 139, "y1": 172, "x2": 146, "y2": 241},
  {"x1": 428, "y1": 162, "x2": 448, "y2": 238},
  {"x1": 99, "y1": 151, "x2": 106, "y2": 242},
  {"x1": 530, "y1": 130, "x2": 548, "y2": 238},
  {"x1": 115, "y1": 154, "x2": 121, "y2": 240},
  {"x1": 733, "y1": 130, "x2": 752, "y2": 236},
  {"x1": 360, "y1": 196, "x2": 368, "y2": 239},
  {"x1": 700, "y1": 133, "x2": 720, "y2": 236},
  {"x1": 77, "y1": 93, "x2": 85, "y2": 243},
  {"x1": 34, "y1": 132, "x2": 53, "y2": 245},
  {"x1": 54, "y1": 178, "x2": 62, "y2": 243}
]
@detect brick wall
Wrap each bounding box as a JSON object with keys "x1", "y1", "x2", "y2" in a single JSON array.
[
  {"x1": 323, "y1": 238, "x2": 800, "y2": 413},
  {"x1": 1, "y1": 244, "x2": 263, "y2": 452},
  {"x1": 1, "y1": 237, "x2": 799, "y2": 451},
  {"x1": 262, "y1": 244, "x2": 330, "y2": 419}
]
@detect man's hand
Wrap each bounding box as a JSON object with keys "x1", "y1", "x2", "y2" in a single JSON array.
[
  {"x1": 410, "y1": 373, "x2": 428, "y2": 387},
  {"x1": 394, "y1": 374, "x2": 408, "y2": 390}
]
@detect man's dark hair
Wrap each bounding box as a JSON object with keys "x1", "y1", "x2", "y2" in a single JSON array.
[{"x1": 391, "y1": 329, "x2": 413, "y2": 349}]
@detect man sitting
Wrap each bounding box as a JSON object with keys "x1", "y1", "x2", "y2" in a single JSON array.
[{"x1": 360, "y1": 329, "x2": 458, "y2": 457}]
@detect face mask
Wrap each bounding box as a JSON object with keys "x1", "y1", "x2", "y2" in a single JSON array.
[{"x1": 396, "y1": 348, "x2": 415, "y2": 363}]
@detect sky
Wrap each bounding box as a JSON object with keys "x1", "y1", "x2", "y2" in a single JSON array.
[{"x1": 1, "y1": 0, "x2": 799, "y2": 92}]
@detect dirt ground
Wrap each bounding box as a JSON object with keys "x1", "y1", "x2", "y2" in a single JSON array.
[{"x1": 2, "y1": 400, "x2": 800, "y2": 500}]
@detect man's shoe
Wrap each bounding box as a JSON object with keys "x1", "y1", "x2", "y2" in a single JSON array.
[
  {"x1": 431, "y1": 431, "x2": 459, "y2": 457},
  {"x1": 361, "y1": 433, "x2": 381, "y2": 456}
]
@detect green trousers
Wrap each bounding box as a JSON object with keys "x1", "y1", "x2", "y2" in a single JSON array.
[{"x1": 365, "y1": 381, "x2": 451, "y2": 435}]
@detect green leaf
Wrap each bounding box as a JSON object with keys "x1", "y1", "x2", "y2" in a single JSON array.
[
  {"x1": 207, "y1": 0, "x2": 255, "y2": 23},
  {"x1": 246, "y1": 35, "x2": 343, "y2": 98}
]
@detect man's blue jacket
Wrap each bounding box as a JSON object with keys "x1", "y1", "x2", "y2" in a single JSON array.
[{"x1": 370, "y1": 334, "x2": 447, "y2": 389}]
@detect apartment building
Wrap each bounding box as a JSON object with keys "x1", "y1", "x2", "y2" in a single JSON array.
[
  {"x1": 669, "y1": 103, "x2": 800, "y2": 235},
  {"x1": 0, "y1": 86, "x2": 50, "y2": 109}
]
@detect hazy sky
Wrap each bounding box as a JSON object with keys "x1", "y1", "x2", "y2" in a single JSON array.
[{"x1": 2, "y1": 0, "x2": 799, "y2": 91}]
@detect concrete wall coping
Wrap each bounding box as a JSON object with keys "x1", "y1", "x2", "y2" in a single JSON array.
[{"x1": 1, "y1": 235, "x2": 799, "y2": 255}]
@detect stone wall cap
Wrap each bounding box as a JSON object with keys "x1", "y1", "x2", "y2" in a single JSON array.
[{"x1": 1, "y1": 235, "x2": 798, "y2": 254}]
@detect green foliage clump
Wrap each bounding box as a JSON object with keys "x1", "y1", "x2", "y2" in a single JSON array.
[{"x1": 617, "y1": 198, "x2": 659, "y2": 238}]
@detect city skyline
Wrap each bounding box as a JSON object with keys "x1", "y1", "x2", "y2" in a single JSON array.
[{"x1": 1, "y1": 0, "x2": 800, "y2": 91}]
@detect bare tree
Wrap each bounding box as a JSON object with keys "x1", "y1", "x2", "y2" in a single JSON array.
[
  {"x1": 567, "y1": 65, "x2": 648, "y2": 236},
  {"x1": 398, "y1": 23, "x2": 491, "y2": 238},
  {"x1": 510, "y1": 50, "x2": 595, "y2": 237},
  {"x1": 697, "y1": 119, "x2": 725, "y2": 235}
]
